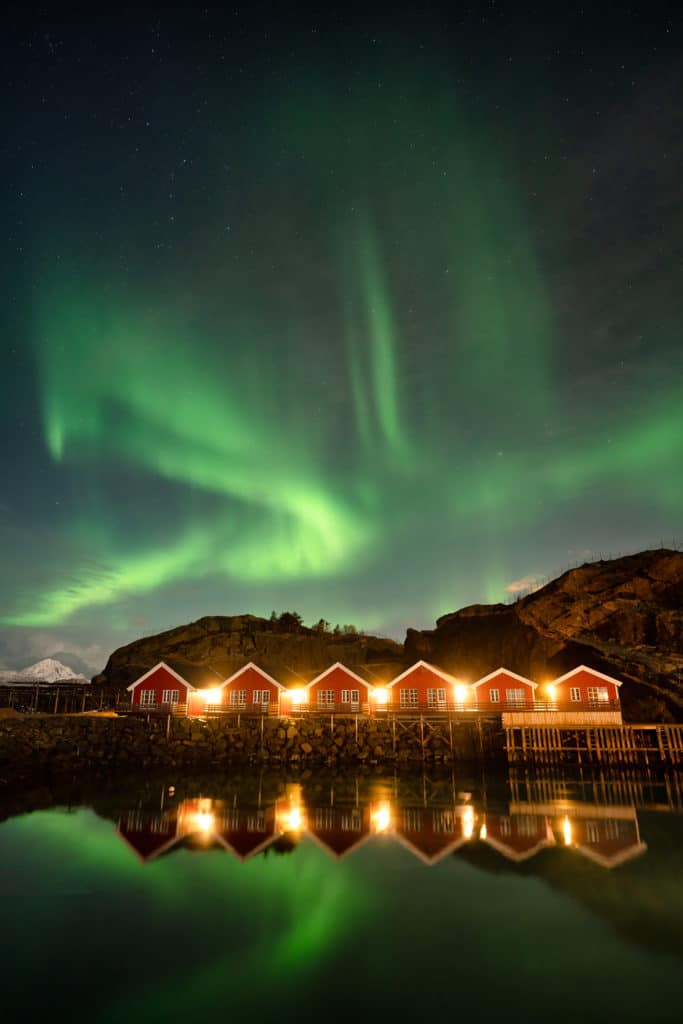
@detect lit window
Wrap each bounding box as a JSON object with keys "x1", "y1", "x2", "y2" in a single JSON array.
[
  {"x1": 587, "y1": 687, "x2": 609, "y2": 703},
  {"x1": 400, "y1": 688, "x2": 419, "y2": 707},
  {"x1": 506, "y1": 688, "x2": 525, "y2": 705}
]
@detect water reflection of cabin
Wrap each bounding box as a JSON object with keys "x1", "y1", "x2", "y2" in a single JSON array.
[
  {"x1": 481, "y1": 812, "x2": 555, "y2": 861},
  {"x1": 117, "y1": 797, "x2": 279, "y2": 863},
  {"x1": 116, "y1": 789, "x2": 647, "y2": 871},
  {"x1": 393, "y1": 802, "x2": 475, "y2": 863},
  {"x1": 307, "y1": 803, "x2": 372, "y2": 858}
]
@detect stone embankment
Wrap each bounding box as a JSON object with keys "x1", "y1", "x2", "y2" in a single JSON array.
[{"x1": 0, "y1": 713, "x2": 503, "y2": 783}]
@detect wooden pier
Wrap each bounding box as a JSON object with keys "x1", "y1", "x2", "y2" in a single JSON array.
[{"x1": 504, "y1": 717, "x2": 683, "y2": 766}]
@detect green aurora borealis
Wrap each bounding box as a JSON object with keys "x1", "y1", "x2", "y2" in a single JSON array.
[{"x1": 1, "y1": 10, "x2": 682, "y2": 668}]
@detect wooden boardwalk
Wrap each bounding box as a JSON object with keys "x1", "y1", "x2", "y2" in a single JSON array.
[{"x1": 504, "y1": 718, "x2": 683, "y2": 766}]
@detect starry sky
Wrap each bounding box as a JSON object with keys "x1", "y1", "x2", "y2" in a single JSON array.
[{"x1": 1, "y1": 4, "x2": 682, "y2": 673}]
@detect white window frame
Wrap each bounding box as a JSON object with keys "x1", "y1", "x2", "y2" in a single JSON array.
[
  {"x1": 569, "y1": 687, "x2": 581, "y2": 702},
  {"x1": 161, "y1": 689, "x2": 180, "y2": 705},
  {"x1": 489, "y1": 688, "x2": 500, "y2": 703},
  {"x1": 261, "y1": 689, "x2": 270, "y2": 706},
  {"x1": 317, "y1": 689, "x2": 335, "y2": 706},
  {"x1": 350, "y1": 688, "x2": 360, "y2": 706},
  {"x1": 427, "y1": 687, "x2": 446, "y2": 707},
  {"x1": 139, "y1": 689, "x2": 156, "y2": 706},
  {"x1": 505, "y1": 688, "x2": 526, "y2": 705},
  {"x1": 588, "y1": 686, "x2": 609, "y2": 703},
  {"x1": 229, "y1": 690, "x2": 247, "y2": 706},
  {"x1": 252, "y1": 689, "x2": 261, "y2": 704},
  {"x1": 400, "y1": 688, "x2": 419, "y2": 707},
  {"x1": 341, "y1": 689, "x2": 350, "y2": 704}
]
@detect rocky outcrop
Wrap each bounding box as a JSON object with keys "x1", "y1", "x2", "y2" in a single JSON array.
[
  {"x1": 94, "y1": 614, "x2": 403, "y2": 692},
  {"x1": 93, "y1": 549, "x2": 682, "y2": 722},
  {"x1": 406, "y1": 549, "x2": 683, "y2": 721}
]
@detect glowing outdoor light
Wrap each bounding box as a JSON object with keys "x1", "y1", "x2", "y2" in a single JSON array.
[
  {"x1": 462, "y1": 805, "x2": 475, "y2": 840},
  {"x1": 479, "y1": 823, "x2": 487, "y2": 840},
  {"x1": 370, "y1": 801, "x2": 392, "y2": 833},
  {"x1": 204, "y1": 688, "x2": 222, "y2": 704},
  {"x1": 372, "y1": 688, "x2": 389, "y2": 704},
  {"x1": 454, "y1": 684, "x2": 469, "y2": 703},
  {"x1": 288, "y1": 688, "x2": 306, "y2": 705},
  {"x1": 546, "y1": 683, "x2": 557, "y2": 701},
  {"x1": 562, "y1": 816, "x2": 573, "y2": 846}
]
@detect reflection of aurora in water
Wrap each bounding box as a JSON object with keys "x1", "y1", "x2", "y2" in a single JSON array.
[{"x1": 3, "y1": 770, "x2": 683, "y2": 1024}]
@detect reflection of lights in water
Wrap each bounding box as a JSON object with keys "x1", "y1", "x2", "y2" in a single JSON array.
[
  {"x1": 462, "y1": 805, "x2": 475, "y2": 840},
  {"x1": 563, "y1": 816, "x2": 572, "y2": 846},
  {"x1": 454, "y1": 684, "x2": 468, "y2": 703},
  {"x1": 284, "y1": 807, "x2": 304, "y2": 832},
  {"x1": 370, "y1": 801, "x2": 392, "y2": 833},
  {"x1": 278, "y1": 784, "x2": 306, "y2": 833},
  {"x1": 372, "y1": 688, "x2": 389, "y2": 704},
  {"x1": 479, "y1": 823, "x2": 487, "y2": 840},
  {"x1": 194, "y1": 811, "x2": 215, "y2": 834}
]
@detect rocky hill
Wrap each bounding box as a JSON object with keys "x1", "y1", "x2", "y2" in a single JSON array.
[
  {"x1": 95, "y1": 549, "x2": 682, "y2": 721},
  {"x1": 406, "y1": 549, "x2": 683, "y2": 720},
  {"x1": 94, "y1": 614, "x2": 404, "y2": 692}
]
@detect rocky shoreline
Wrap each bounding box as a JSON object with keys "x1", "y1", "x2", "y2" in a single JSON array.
[{"x1": 0, "y1": 713, "x2": 502, "y2": 785}]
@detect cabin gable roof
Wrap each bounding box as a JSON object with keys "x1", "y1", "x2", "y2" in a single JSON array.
[
  {"x1": 221, "y1": 662, "x2": 286, "y2": 691},
  {"x1": 307, "y1": 662, "x2": 371, "y2": 691},
  {"x1": 551, "y1": 664, "x2": 623, "y2": 687},
  {"x1": 126, "y1": 661, "x2": 196, "y2": 692},
  {"x1": 472, "y1": 667, "x2": 538, "y2": 690},
  {"x1": 387, "y1": 660, "x2": 457, "y2": 689}
]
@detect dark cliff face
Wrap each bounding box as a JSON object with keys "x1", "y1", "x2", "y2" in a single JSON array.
[
  {"x1": 96, "y1": 549, "x2": 682, "y2": 721},
  {"x1": 405, "y1": 549, "x2": 683, "y2": 721},
  {"x1": 94, "y1": 614, "x2": 404, "y2": 691}
]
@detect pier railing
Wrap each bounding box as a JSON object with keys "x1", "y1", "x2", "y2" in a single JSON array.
[{"x1": 116, "y1": 698, "x2": 622, "y2": 718}]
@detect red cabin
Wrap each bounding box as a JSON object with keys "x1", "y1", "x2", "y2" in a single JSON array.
[
  {"x1": 549, "y1": 665, "x2": 622, "y2": 707},
  {"x1": 221, "y1": 663, "x2": 284, "y2": 714},
  {"x1": 387, "y1": 661, "x2": 458, "y2": 711},
  {"x1": 127, "y1": 660, "x2": 224, "y2": 716},
  {"x1": 301, "y1": 662, "x2": 371, "y2": 713},
  {"x1": 471, "y1": 668, "x2": 537, "y2": 709}
]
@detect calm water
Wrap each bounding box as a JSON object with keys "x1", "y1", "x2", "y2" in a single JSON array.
[{"x1": 1, "y1": 768, "x2": 683, "y2": 1024}]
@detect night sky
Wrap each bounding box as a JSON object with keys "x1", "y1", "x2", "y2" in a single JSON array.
[{"x1": 2, "y1": 5, "x2": 682, "y2": 673}]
